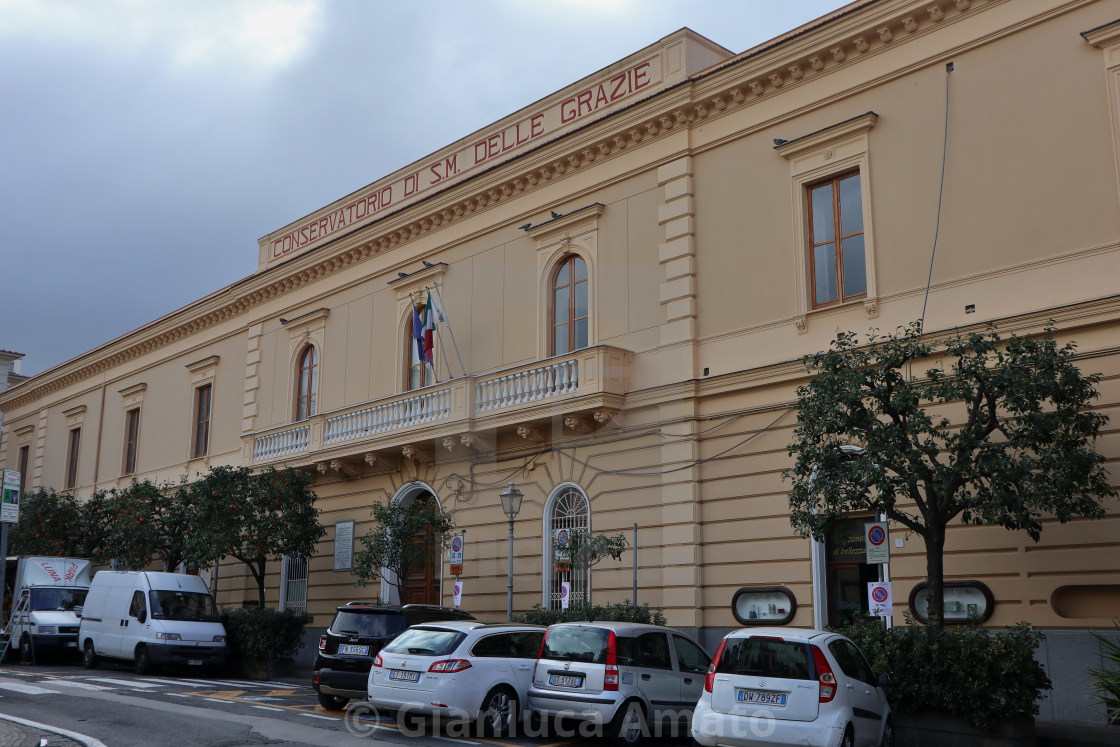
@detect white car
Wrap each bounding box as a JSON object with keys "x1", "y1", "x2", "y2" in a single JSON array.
[
  {"x1": 366, "y1": 621, "x2": 544, "y2": 736},
  {"x1": 691, "y1": 627, "x2": 892, "y2": 747}
]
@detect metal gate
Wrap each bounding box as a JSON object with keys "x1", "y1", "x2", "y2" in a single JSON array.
[{"x1": 279, "y1": 555, "x2": 308, "y2": 614}]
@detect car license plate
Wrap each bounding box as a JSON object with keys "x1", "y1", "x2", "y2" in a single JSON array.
[
  {"x1": 188, "y1": 659, "x2": 203, "y2": 666},
  {"x1": 389, "y1": 669, "x2": 420, "y2": 682},
  {"x1": 548, "y1": 674, "x2": 583, "y2": 688},
  {"x1": 337, "y1": 644, "x2": 369, "y2": 656},
  {"x1": 738, "y1": 689, "x2": 788, "y2": 706}
]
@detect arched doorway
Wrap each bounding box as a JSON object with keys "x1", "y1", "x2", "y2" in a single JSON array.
[
  {"x1": 382, "y1": 483, "x2": 444, "y2": 606},
  {"x1": 401, "y1": 492, "x2": 441, "y2": 605}
]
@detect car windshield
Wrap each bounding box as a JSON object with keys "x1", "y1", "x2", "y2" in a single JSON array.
[
  {"x1": 542, "y1": 627, "x2": 610, "y2": 663},
  {"x1": 717, "y1": 637, "x2": 812, "y2": 680},
  {"x1": 383, "y1": 627, "x2": 465, "y2": 656},
  {"x1": 29, "y1": 587, "x2": 87, "y2": 613},
  {"x1": 332, "y1": 610, "x2": 408, "y2": 638},
  {"x1": 149, "y1": 591, "x2": 220, "y2": 622}
]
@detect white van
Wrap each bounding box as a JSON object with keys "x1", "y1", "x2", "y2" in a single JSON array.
[
  {"x1": 4, "y1": 556, "x2": 92, "y2": 662},
  {"x1": 77, "y1": 571, "x2": 227, "y2": 674}
]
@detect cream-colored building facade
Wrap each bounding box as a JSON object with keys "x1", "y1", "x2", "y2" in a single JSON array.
[{"x1": 3, "y1": 0, "x2": 1119, "y2": 722}]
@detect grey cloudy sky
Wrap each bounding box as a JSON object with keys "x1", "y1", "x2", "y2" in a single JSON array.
[{"x1": 1, "y1": 0, "x2": 842, "y2": 377}]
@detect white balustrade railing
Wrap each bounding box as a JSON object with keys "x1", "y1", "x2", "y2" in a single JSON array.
[
  {"x1": 253, "y1": 424, "x2": 310, "y2": 461},
  {"x1": 324, "y1": 387, "x2": 451, "y2": 444},
  {"x1": 476, "y1": 358, "x2": 579, "y2": 413}
]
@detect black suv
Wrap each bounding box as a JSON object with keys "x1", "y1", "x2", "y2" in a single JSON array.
[{"x1": 312, "y1": 602, "x2": 475, "y2": 709}]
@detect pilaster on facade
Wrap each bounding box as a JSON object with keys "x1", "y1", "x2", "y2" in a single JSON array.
[
  {"x1": 242, "y1": 324, "x2": 263, "y2": 436},
  {"x1": 657, "y1": 156, "x2": 699, "y2": 381},
  {"x1": 34, "y1": 409, "x2": 47, "y2": 489},
  {"x1": 658, "y1": 397, "x2": 703, "y2": 628}
]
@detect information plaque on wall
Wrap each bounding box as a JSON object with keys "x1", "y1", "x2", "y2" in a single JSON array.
[{"x1": 334, "y1": 520, "x2": 355, "y2": 571}]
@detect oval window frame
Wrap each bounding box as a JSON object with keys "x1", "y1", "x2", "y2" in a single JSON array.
[
  {"x1": 908, "y1": 580, "x2": 994, "y2": 625},
  {"x1": 731, "y1": 586, "x2": 798, "y2": 626}
]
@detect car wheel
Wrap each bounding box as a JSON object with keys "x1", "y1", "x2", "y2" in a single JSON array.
[
  {"x1": 840, "y1": 726, "x2": 854, "y2": 747},
  {"x1": 134, "y1": 645, "x2": 154, "y2": 675},
  {"x1": 317, "y1": 692, "x2": 349, "y2": 711},
  {"x1": 880, "y1": 718, "x2": 895, "y2": 747},
  {"x1": 609, "y1": 700, "x2": 647, "y2": 746},
  {"x1": 82, "y1": 641, "x2": 98, "y2": 669},
  {"x1": 478, "y1": 686, "x2": 517, "y2": 737}
]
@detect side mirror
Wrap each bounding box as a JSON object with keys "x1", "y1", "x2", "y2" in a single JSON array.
[
  {"x1": 137, "y1": 609, "x2": 147, "y2": 624},
  {"x1": 877, "y1": 672, "x2": 891, "y2": 688}
]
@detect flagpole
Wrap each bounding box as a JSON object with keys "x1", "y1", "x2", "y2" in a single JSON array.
[{"x1": 433, "y1": 282, "x2": 468, "y2": 378}]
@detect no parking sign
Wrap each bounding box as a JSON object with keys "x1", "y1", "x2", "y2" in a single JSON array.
[
  {"x1": 453, "y1": 581, "x2": 463, "y2": 607},
  {"x1": 560, "y1": 581, "x2": 570, "y2": 610},
  {"x1": 867, "y1": 582, "x2": 893, "y2": 617}
]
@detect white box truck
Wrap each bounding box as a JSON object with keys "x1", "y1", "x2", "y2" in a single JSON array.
[
  {"x1": 78, "y1": 571, "x2": 227, "y2": 674},
  {"x1": 4, "y1": 556, "x2": 92, "y2": 662}
]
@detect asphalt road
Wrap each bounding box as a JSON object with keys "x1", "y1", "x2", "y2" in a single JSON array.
[{"x1": 0, "y1": 659, "x2": 693, "y2": 746}]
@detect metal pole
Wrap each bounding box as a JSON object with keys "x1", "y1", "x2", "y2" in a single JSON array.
[
  {"x1": 0, "y1": 523, "x2": 8, "y2": 625},
  {"x1": 632, "y1": 522, "x2": 637, "y2": 605},
  {"x1": 506, "y1": 517, "x2": 515, "y2": 621}
]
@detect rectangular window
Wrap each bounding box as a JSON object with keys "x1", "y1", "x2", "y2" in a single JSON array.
[
  {"x1": 808, "y1": 171, "x2": 866, "y2": 308},
  {"x1": 18, "y1": 445, "x2": 29, "y2": 492},
  {"x1": 65, "y1": 429, "x2": 81, "y2": 489},
  {"x1": 193, "y1": 384, "x2": 212, "y2": 458},
  {"x1": 123, "y1": 408, "x2": 141, "y2": 475}
]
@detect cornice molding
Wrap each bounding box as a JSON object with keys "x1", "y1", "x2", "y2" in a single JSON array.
[{"x1": 1083, "y1": 18, "x2": 1120, "y2": 48}]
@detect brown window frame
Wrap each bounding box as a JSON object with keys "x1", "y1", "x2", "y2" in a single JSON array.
[
  {"x1": 550, "y1": 255, "x2": 589, "y2": 356},
  {"x1": 18, "y1": 445, "x2": 29, "y2": 492},
  {"x1": 807, "y1": 170, "x2": 866, "y2": 309},
  {"x1": 295, "y1": 345, "x2": 318, "y2": 421},
  {"x1": 123, "y1": 408, "x2": 140, "y2": 476},
  {"x1": 193, "y1": 383, "x2": 212, "y2": 458},
  {"x1": 65, "y1": 429, "x2": 80, "y2": 489}
]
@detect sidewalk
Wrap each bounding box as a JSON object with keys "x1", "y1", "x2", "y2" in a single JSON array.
[{"x1": 0, "y1": 714, "x2": 87, "y2": 747}]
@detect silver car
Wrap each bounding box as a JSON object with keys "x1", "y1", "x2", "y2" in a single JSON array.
[{"x1": 527, "y1": 621, "x2": 711, "y2": 744}]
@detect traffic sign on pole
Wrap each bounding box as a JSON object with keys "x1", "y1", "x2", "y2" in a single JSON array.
[{"x1": 864, "y1": 522, "x2": 889, "y2": 564}]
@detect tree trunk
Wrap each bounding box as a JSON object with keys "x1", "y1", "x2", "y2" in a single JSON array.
[
  {"x1": 256, "y1": 559, "x2": 267, "y2": 607},
  {"x1": 925, "y1": 524, "x2": 946, "y2": 626}
]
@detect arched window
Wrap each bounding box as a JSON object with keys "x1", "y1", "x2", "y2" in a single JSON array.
[
  {"x1": 406, "y1": 309, "x2": 435, "y2": 391},
  {"x1": 551, "y1": 255, "x2": 588, "y2": 355},
  {"x1": 543, "y1": 484, "x2": 590, "y2": 609},
  {"x1": 295, "y1": 345, "x2": 318, "y2": 421}
]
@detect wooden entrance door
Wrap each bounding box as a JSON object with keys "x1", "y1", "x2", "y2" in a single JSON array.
[
  {"x1": 401, "y1": 493, "x2": 440, "y2": 605},
  {"x1": 825, "y1": 517, "x2": 879, "y2": 627}
]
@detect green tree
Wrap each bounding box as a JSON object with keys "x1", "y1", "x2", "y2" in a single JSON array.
[
  {"x1": 183, "y1": 465, "x2": 325, "y2": 606},
  {"x1": 353, "y1": 498, "x2": 454, "y2": 602},
  {"x1": 99, "y1": 479, "x2": 191, "y2": 571},
  {"x1": 9, "y1": 487, "x2": 91, "y2": 558},
  {"x1": 557, "y1": 528, "x2": 629, "y2": 608},
  {"x1": 785, "y1": 323, "x2": 1115, "y2": 624}
]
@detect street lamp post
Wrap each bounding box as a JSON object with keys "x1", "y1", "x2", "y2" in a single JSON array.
[{"x1": 499, "y1": 482, "x2": 523, "y2": 621}]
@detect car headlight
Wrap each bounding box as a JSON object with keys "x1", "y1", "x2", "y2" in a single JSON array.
[
  {"x1": 155, "y1": 632, "x2": 181, "y2": 641},
  {"x1": 37, "y1": 626, "x2": 56, "y2": 635},
  {"x1": 213, "y1": 635, "x2": 226, "y2": 643}
]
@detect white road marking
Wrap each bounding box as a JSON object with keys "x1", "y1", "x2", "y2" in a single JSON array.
[
  {"x1": 88, "y1": 677, "x2": 161, "y2": 688},
  {"x1": 300, "y1": 713, "x2": 339, "y2": 721},
  {"x1": 202, "y1": 697, "x2": 231, "y2": 703},
  {"x1": 164, "y1": 692, "x2": 191, "y2": 697},
  {"x1": 0, "y1": 680, "x2": 61, "y2": 695},
  {"x1": 251, "y1": 705, "x2": 283, "y2": 712},
  {"x1": 40, "y1": 680, "x2": 114, "y2": 691}
]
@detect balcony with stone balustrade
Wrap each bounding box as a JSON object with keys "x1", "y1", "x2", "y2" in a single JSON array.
[{"x1": 243, "y1": 345, "x2": 631, "y2": 476}]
